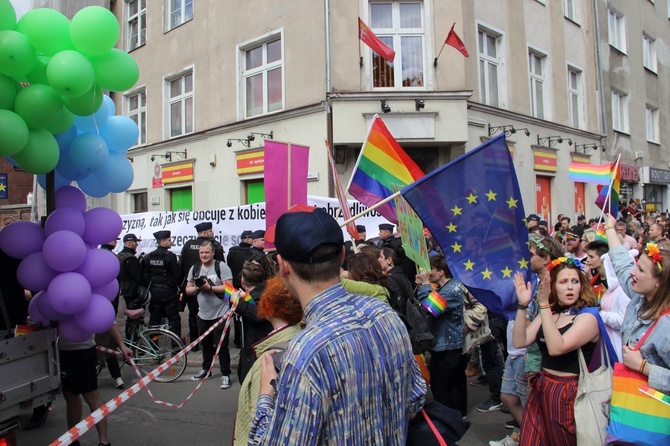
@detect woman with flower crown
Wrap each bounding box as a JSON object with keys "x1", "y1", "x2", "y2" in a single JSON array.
[
  {"x1": 604, "y1": 214, "x2": 670, "y2": 393},
  {"x1": 512, "y1": 256, "x2": 599, "y2": 446}
]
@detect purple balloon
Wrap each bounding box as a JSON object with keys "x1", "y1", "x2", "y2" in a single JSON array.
[
  {"x1": 36, "y1": 290, "x2": 68, "y2": 321},
  {"x1": 82, "y1": 207, "x2": 122, "y2": 246},
  {"x1": 54, "y1": 186, "x2": 86, "y2": 213},
  {"x1": 75, "y1": 294, "x2": 115, "y2": 333},
  {"x1": 28, "y1": 291, "x2": 50, "y2": 325},
  {"x1": 44, "y1": 207, "x2": 86, "y2": 237},
  {"x1": 42, "y1": 230, "x2": 87, "y2": 272},
  {"x1": 47, "y1": 272, "x2": 91, "y2": 315},
  {"x1": 0, "y1": 221, "x2": 45, "y2": 259},
  {"x1": 16, "y1": 251, "x2": 59, "y2": 291},
  {"x1": 59, "y1": 316, "x2": 93, "y2": 343},
  {"x1": 75, "y1": 248, "x2": 120, "y2": 288},
  {"x1": 92, "y1": 279, "x2": 119, "y2": 302}
]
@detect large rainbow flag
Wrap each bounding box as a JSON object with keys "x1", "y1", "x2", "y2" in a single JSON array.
[
  {"x1": 595, "y1": 157, "x2": 621, "y2": 216},
  {"x1": 347, "y1": 115, "x2": 424, "y2": 223},
  {"x1": 568, "y1": 162, "x2": 613, "y2": 184}
]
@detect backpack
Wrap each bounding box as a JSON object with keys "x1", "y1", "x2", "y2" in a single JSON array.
[{"x1": 387, "y1": 273, "x2": 434, "y2": 355}]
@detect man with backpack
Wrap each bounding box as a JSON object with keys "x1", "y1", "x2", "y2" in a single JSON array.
[{"x1": 184, "y1": 240, "x2": 234, "y2": 389}]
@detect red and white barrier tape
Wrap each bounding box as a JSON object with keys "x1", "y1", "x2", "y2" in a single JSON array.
[{"x1": 50, "y1": 306, "x2": 235, "y2": 446}]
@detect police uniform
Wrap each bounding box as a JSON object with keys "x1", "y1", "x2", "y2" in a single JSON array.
[
  {"x1": 143, "y1": 230, "x2": 182, "y2": 336},
  {"x1": 180, "y1": 222, "x2": 225, "y2": 345},
  {"x1": 246, "y1": 229, "x2": 266, "y2": 260}
]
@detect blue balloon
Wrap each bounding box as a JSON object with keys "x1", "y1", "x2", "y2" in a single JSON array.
[
  {"x1": 73, "y1": 98, "x2": 109, "y2": 132},
  {"x1": 69, "y1": 133, "x2": 109, "y2": 174},
  {"x1": 54, "y1": 125, "x2": 78, "y2": 152},
  {"x1": 37, "y1": 170, "x2": 71, "y2": 190},
  {"x1": 77, "y1": 174, "x2": 108, "y2": 198},
  {"x1": 99, "y1": 115, "x2": 138, "y2": 153},
  {"x1": 102, "y1": 94, "x2": 115, "y2": 116},
  {"x1": 56, "y1": 148, "x2": 87, "y2": 181},
  {"x1": 95, "y1": 151, "x2": 134, "y2": 193}
]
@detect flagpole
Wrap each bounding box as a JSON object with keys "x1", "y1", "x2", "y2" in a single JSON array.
[
  {"x1": 340, "y1": 191, "x2": 401, "y2": 227},
  {"x1": 596, "y1": 154, "x2": 621, "y2": 223},
  {"x1": 434, "y1": 42, "x2": 446, "y2": 67}
]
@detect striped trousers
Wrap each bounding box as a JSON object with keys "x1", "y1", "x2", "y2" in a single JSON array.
[{"x1": 519, "y1": 370, "x2": 578, "y2": 446}]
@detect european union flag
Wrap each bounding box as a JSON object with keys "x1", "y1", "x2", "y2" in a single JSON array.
[
  {"x1": 401, "y1": 134, "x2": 533, "y2": 319},
  {"x1": 0, "y1": 174, "x2": 7, "y2": 199}
]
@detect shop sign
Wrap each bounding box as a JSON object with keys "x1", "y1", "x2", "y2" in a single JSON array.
[
  {"x1": 649, "y1": 167, "x2": 670, "y2": 184},
  {"x1": 162, "y1": 161, "x2": 194, "y2": 184},
  {"x1": 236, "y1": 150, "x2": 264, "y2": 175},
  {"x1": 534, "y1": 150, "x2": 557, "y2": 173},
  {"x1": 620, "y1": 163, "x2": 639, "y2": 182}
]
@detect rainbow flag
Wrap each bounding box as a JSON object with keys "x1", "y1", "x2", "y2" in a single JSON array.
[
  {"x1": 639, "y1": 385, "x2": 670, "y2": 407},
  {"x1": 595, "y1": 157, "x2": 621, "y2": 216},
  {"x1": 225, "y1": 281, "x2": 255, "y2": 305},
  {"x1": 421, "y1": 290, "x2": 448, "y2": 317},
  {"x1": 595, "y1": 225, "x2": 607, "y2": 242},
  {"x1": 347, "y1": 115, "x2": 424, "y2": 223},
  {"x1": 568, "y1": 162, "x2": 613, "y2": 184}
]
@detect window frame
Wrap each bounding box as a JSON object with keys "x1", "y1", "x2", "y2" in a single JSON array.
[
  {"x1": 131, "y1": 191, "x2": 148, "y2": 213},
  {"x1": 164, "y1": 68, "x2": 195, "y2": 139},
  {"x1": 365, "y1": 0, "x2": 427, "y2": 91},
  {"x1": 238, "y1": 29, "x2": 285, "y2": 119},
  {"x1": 608, "y1": 8, "x2": 627, "y2": 53},
  {"x1": 125, "y1": 87, "x2": 147, "y2": 147},
  {"x1": 563, "y1": 0, "x2": 578, "y2": 22},
  {"x1": 126, "y1": 0, "x2": 146, "y2": 51},
  {"x1": 643, "y1": 34, "x2": 657, "y2": 73},
  {"x1": 611, "y1": 90, "x2": 629, "y2": 133},
  {"x1": 567, "y1": 64, "x2": 584, "y2": 129},
  {"x1": 646, "y1": 105, "x2": 660, "y2": 144},
  {"x1": 528, "y1": 49, "x2": 547, "y2": 120},
  {"x1": 477, "y1": 22, "x2": 506, "y2": 108},
  {"x1": 166, "y1": 0, "x2": 193, "y2": 32}
]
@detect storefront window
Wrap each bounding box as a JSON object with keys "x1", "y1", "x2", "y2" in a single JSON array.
[{"x1": 644, "y1": 184, "x2": 664, "y2": 213}]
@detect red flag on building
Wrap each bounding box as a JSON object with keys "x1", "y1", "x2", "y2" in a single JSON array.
[
  {"x1": 358, "y1": 17, "x2": 396, "y2": 62},
  {"x1": 445, "y1": 23, "x2": 469, "y2": 57}
]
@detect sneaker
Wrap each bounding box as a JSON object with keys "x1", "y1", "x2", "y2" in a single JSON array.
[
  {"x1": 470, "y1": 375, "x2": 488, "y2": 387},
  {"x1": 489, "y1": 435, "x2": 519, "y2": 446},
  {"x1": 190, "y1": 370, "x2": 213, "y2": 381},
  {"x1": 114, "y1": 377, "x2": 124, "y2": 389},
  {"x1": 477, "y1": 399, "x2": 503, "y2": 412},
  {"x1": 220, "y1": 375, "x2": 231, "y2": 389},
  {"x1": 505, "y1": 419, "x2": 520, "y2": 429}
]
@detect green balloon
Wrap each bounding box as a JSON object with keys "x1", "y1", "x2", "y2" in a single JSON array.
[
  {"x1": 25, "y1": 54, "x2": 50, "y2": 85},
  {"x1": 63, "y1": 84, "x2": 103, "y2": 116},
  {"x1": 0, "y1": 74, "x2": 15, "y2": 109},
  {"x1": 13, "y1": 127, "x2": 59, "y2": 174},
  {"x1": 0, "y1": 30, "x2": 37, "y2": 77},
  {"x1": 14, "y1": 83, "x2": 63, "y2": 128},
  {"x1": 46, "y1": 50, "x2": 94, "y2": 98},
  {"x1": 46, "y1": 108, "x2": 75, "y2": 135},
  {"x1": 90, "y1": 49, "x2": 139, "y2": 92},
  {"x1": 16, "y1": 9, "x2": 74, "y2": 57},
  {"x1": 70, "y1": 6, "x2": 119, "y2": 57},
  {"x1": 0, "y1": 109, "x2": 29, "y2": 156},
  {"x1": 0, "y1": 0, "x2": 16, "y2": 31}
]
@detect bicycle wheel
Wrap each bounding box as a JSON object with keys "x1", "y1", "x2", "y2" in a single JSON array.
[{"x1": 133, "y1": 328, "x2": 186, "y2": 382}]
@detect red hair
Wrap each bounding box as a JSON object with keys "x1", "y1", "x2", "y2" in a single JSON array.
[{"x1": 257, "y1": 276, "x2": 303, "y2": 325}]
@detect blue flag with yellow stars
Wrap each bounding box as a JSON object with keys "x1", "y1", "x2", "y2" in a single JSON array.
[
  {"x1": 401, "y1": 134, "x2": 533, "y2": 320},
  {"x1": 0, "y1": 174, "x2": 7, "y2": 199}
]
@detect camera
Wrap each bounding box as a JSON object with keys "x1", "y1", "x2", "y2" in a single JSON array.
[{"x1": 194, "y1": 276, "x2": 208, "y2": 288}]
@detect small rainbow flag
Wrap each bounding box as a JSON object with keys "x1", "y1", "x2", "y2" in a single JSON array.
[
  {"x1": 595, "y1": 157, "x2": 621, "y2": 216},
  {"x1": 568, "y1": 162, "x2": 613, "y2": 184},
  {"x1": 224, "y1": 281, "x2": 236, "y2": 300},
  {"x1": 639, "y1": 385, "x2": 670, "y2": 407},
  {"x1": 224, "y1": 281, "x2": 254, "y2": 305},
  {"x1": 595, "y1": 225, "x2": 607, "y2": 242},
  {"x1": 421, "y1": 290, "x2": 447, "y2": 317}
]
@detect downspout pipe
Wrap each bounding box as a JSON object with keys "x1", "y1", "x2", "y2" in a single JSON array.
[{"x1": 593, "y1": 0, "x2": 608, "y2": 137}]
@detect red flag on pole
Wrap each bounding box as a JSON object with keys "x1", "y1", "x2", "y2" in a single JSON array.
[
  {"x1": 326, "y1": 142, "x2": 359, "y2": 240},
  {"x1": 445, "y1": 23, "x2": 469, "y2": 57},
  {"x1": 358, "y1": 17, "x2": 396, "y2": 62}
]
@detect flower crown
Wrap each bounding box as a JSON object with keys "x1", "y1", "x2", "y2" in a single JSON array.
[
  {"x1": 547, "y1": 257, "x2": 586, "y2": 273},
  {"x1": 645, "y1": 241, "x2": 663, "y2": 271}
]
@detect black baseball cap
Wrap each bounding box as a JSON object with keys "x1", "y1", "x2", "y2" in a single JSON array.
[
  {"x1": 577, "y1": 214, "x2": 586, "y2": 221},
  {"x1": 526, "y1": 214, "x2": 541, "y2": 222},
  {"x1": 566, "y1": 226, "x2": 584, "y2": 239},
  {"x1": 123, "y1": 233, "x2": 141, "y2": 242},
  {"x1": 266, "y1": 205, "x2": 343, "y2": 264}
]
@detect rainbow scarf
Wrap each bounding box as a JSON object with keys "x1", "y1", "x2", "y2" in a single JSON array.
[{"x1": 421, "y1": 290, "x2": 447, "y2": 317}]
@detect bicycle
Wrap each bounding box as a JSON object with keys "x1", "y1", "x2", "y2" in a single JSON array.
[{"x1": 96, "y1": 308, "x2": 187, "y2": 383}]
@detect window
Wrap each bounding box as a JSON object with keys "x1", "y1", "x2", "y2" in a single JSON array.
[
  {"x1": 166, "y1": 70, "x2": 194, "y2": 138},
  {"x1": 127, "y1": 0, "x2": 146, "y2": 50},
  {"x1": 132, "y1": 192, "x2": 148, "y2": 213},
  {"x1": 608, "y1": 9, "x2": 626, "y2": 53},
  {"x1": 611, "y1": 91, "x2": 628, "y2": 133},
  {"x1": 567, "y1": 67, "x2": 583, "y2": 128},
  {"x1": 646, "y1": 106, "x2": 659, "y2": 143},
  {"x1": 563, "y1": 0, "x2": 577, "y2": 22},
  {"x1": 529, "y1": 51, "x2": 546, "y2": 119},
  {"x1": 167, "y1": 0, "x2": 193, "y2": 31},
  {"x1": 243, "y1": 36, "x2": 283, "y2": 118},
  {"x1": 643, "y1": 34, "x2": 657, "y2": 72},
  {"x1": 368, "y1": 1, "x2": 424, "y2": 88},
  {"x1": 126, "y1": 89, "x2": 146, "y2": 146},
  {"x1": 478, "y1": 28, "x2": 501, "y2": 107}
]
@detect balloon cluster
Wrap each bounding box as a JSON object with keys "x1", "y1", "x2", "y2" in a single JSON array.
[
  {"x1": 0, "y1": 187, "x2": 123, "y2": 341},
  {"x1": 0, "y1": 3, "x2": 138, "y2": 197}
]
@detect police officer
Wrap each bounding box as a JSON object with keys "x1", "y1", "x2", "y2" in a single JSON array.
[
  {"x1": 180, "y1": 222, "x2": 225, "y2": 348},
  {"x1": 117, "y1": 234, "x2": 145, "y2": 336},
  {"x1": 377, "y1": 223, "x2": 401, "y2": 249},
  {"x1": 246, "y1": 229, "x2": 266, "y2": 259},
  {"x1": 143, "y1": 230, "x2": 182, "y2": 337}
]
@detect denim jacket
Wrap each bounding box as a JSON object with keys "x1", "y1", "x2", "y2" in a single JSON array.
[
  {"x1": 610, "y1": 245, "x2": 670, "y2": 392},
  {"x1": 417, "y1": 279, "x2": 464, "y2": 351}
]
